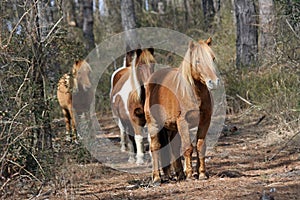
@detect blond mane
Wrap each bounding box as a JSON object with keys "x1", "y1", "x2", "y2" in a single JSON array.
[
  {"x1": 130, "y1": 49, "x2": 156, "y2": 102},
  {"x1": 178, "y1": 41, "x2": 216, "y2": 97}
]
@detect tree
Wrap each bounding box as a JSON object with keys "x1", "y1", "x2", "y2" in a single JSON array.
[
  {"x1": 202, "y1": 0, "x2": 215, "y2": 29},
  {"x1": 83, "y1": 0, "x2": 95, "y2": 52},
  {"x1": 235, "y1": 0, "x2": 258, "y2": 68},
  {"x1": 33, "y1": 0, "x2": 52, "y2": 150},
  {"x1": 258, "y1": 0, "x2": 275, "y2": 54},
  {"x1": 121, "y1": 0, "x2": 139, "y2": 49}
]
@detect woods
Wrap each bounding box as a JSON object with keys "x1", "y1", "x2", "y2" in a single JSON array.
[{"x1": 0, "y1": 0, "x2": 299, "y2": 199}]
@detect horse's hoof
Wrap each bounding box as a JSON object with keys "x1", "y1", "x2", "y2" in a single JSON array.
[
  {"x1": 135, "y1": 156, "x2": 144, "y2": 165},
  {"x1": 65, "y1": 135, "x2": 71, "y2": 142},
  {"x1": 152, "y1": 179, "x2": 161, "y2": 186},
  {"x1": 120, "y1": 146, "x2": 126, "y2": 152},
  {"x1": 198, "y1": 173, "x2": 209, "y2": 180},
  {"x1": 128, "y1": 156, "x2": 135, "y2": 163},
  {"x1": 177, "y1": 173, "x2": 186, "y2": 182}
]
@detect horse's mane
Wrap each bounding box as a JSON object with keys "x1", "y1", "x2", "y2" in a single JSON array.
[
  {"x1": 135, "y1": 49, "x2": 156, "y2": 67},
  {"x1": 72, "y1": 60, "x2": 92, "y2": 91},
  {"x1": 130, "y1": 49, "x2": 156, "y2": 102},
  {"x1": 178, "y1": 41, "x2": 216, "y2": 97}
]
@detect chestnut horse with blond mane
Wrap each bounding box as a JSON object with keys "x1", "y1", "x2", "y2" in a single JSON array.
[
  {"x1": 144, "y1": 38, "x2": 219, "y2": 184},
  {"x1": 57, "y1": 60, "x2": 92, "y2": 142},
  {"x1": 110, "y1": 48, "x2": 155, "y2": 164}
]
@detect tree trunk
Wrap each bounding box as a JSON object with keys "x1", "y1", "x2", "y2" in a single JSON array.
[
  {"x1": 83, "y1": 0, "x2": 95, "y2": 52},
  {"x1": 235, "y1": 0, "x2": 258, "y2": 68},
  {"x1": 34, "y1": 0, "x2": 52, "y2": 150},
  {"x1": 75, "y1": 0, "x2": 84, "y2": 29},
  {"x1": 202, "y1": 0, "x2": 215, "y2": 30},
  {"x1": 63, "y1": 0, "x2": 76, "y2": 26},
  {"x1": 258, "y1": 0, "x2": 275, "y2": 54},
  {"x1": 121, "y1": 0, "x2": 139, "y2": 50}
]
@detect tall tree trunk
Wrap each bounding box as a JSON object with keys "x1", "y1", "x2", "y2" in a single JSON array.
[
  {"x1": 63, "y1": 0, "x2": 76, "y2": 26},
  {"x1": 202, "y1": 0, "x2": 215, "y2": 30},
  {"x1": 121, "y1": 0, "x2": 139, "y2": 50},
  {"x1": 83, "y1": 0, "x2": 95, "y2": 52},
  {"x1": 258, "y1": 0, "x2": 275, "y2": 55},
  {"x1": 75, "y1": 0, "x2": 84, "y2": 29},
  {"x1": 34, "y1": 0, "x2": 52, "y2": 150},
  {"x1": 235, "y1": 0, "x2": 258, "y2": 68}
]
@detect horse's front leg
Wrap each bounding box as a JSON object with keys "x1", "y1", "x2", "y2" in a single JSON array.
[
  {"x1": 133, "y1": 125, "x2": 145, "y2": 164},
  {"x1": 177, "y1": 117, "x2": 193, "y2": 179},
  {"x1": 196, "y1": 112, "x2": 211, "y2": 180}
]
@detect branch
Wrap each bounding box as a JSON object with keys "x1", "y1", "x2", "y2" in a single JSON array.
[
  {"x1": 236, "y1": 94, "x2": 253, "y2": 106},
  {"x1": 269, "y1": 131, "x2": 300, "y2": 161},
  {"x1": 43, "y1": 16, "x2": 64, "y2": 46},
  {"x1": 1, "y1": 1, "x2": 37, "y2": 49},
  {"x1": 286, "y1": 19, "x2": 300, "y2": 39}
]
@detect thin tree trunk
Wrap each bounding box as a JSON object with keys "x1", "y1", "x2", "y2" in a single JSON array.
[
  {"x1": 34, "y1": 0, "x2": 52, "y2": 150},
  {"x1": 258, "y1": 0, "x2": 275, "y2": 54},
  {"x1": 121, "y1": 0, "x2": 139, "y2": 50},
  {"x1": 202, "y1": 0, "x2": 215, "y2": 30},
  {"x1": 235, "y1": 0, "x2": 258, "y2": 68},
  {"x1": 83, "y1": 0, "x2": 95, "y2": 52}
]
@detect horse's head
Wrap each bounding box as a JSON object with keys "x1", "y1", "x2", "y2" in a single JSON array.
[
  {"x1": 134, "y1": 48, "x2": 155, "y2": 83},
  {"x1": 186, "y1": 38, "x2": 219, "y2": 89},
  {"x1": 72, "y1": 60, "x2": 92, "y2": 92}
]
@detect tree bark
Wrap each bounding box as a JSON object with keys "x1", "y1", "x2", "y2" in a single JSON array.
[
  {"x1": 83, "y1": 0, "x2": 95, "y2": 52},
  {"x1": 235, "y1": 0, "x2": 258, "y2": 68},
  {"x1": 121, "y1": 0, "x2": 139, "y2": 50},
  {"x1": 258, "y1": 0, "x2": 275, "y2": 54},
  {"x1": 34, "y1": 0, "x2": 52, "y2": 150},
  {"x1": 202, "y1": 0, "x2": 215, "y2": 30}
]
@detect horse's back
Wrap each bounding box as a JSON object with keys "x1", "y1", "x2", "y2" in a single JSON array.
[{"x1": 111, "y1": 67, "x2": 130, "y2": 89}]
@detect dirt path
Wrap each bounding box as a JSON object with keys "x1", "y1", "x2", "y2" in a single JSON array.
[{"x1": 31, "y1": 115, "x2": 300, "y2": 199}]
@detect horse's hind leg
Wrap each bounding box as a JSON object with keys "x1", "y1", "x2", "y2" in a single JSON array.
[
  {"x1": 118, "y1": 119, "x2": 127, "y2": 152},
  {"x1": 148, "y1": 122, "x2": 162, "y2": 184},
  {"x1": 127, "y1": 133, "x2": 136, "y2": 163},
  {"x1": 159, "y1": 129, "x2": 172, "y2": 180},
  {"x1": 169, "y1": 131, "x2": 185, "y2": 181},
  {"x1": 68, "y1": 106, "x2": 77, "y2": 142}
]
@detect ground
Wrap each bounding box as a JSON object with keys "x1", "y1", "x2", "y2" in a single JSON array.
[{"x1": 3, "y1": 113, "x2": 300, "y2": 200}]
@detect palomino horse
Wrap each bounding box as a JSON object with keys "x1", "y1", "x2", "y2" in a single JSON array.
[
  {"x1": 110, "y1": 48, "x2": 155, "y2": 164},
  {"x1": 144, "y1": 38, "x2": 219, "y2": 184},
  {"x1": 57, "y1": 60, "x2": 92, "y2": 142}
]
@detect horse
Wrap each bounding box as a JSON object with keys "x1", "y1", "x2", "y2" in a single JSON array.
[
  {"x1": 57, "y1": 60, "x2": 92, "y2": 142},
  {"x1": 110, "y1": 48, "x2": 155, "y2": 164},
  {"x1": 144, "y1": 37, "x2": 219, "y2": 184}
]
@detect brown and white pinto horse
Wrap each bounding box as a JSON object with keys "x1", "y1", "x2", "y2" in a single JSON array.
[
  {"x1": 57, "y1": 60, "x2": 92, "y2": 142},
  {"x1": 110, "y1": 48, "x2": 155, "y2": 164},
  {"x1": 144, "y1": 38, "x2": 219, "y2": 184}
]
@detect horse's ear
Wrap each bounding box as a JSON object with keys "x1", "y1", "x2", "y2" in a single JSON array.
[
  {"x1": 136, "y1": 49, "x2": 142, "y2": 58},
  {"x1": 148, "y1": 47, "x2": 154, "y2": 55},
  {"x1": 75, "y1": 60, "x2": 80, "y2": 65},
  {"x1": 189, "y1": 41, "x2": 195, "y2": 50},
  {"x1": 206, "y1": 37, "x2": 212, "y2": 46}
]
